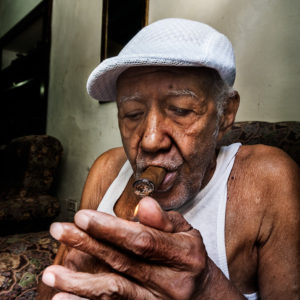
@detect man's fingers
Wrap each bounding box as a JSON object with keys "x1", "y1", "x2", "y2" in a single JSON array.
[
  {"x1": 63, "y1": 248, "x2": 112, "y2": 273},
  {"x1": 43, "y1": 265, "x2": 157, "y2": 300},
  {"x1": 50, "y1": 222, "x2": 143, "y2": 270},
  {"x1": 136, "y1": 197, "x2": 174, "y2": 232},
  {"x1": 166, "y1": 210, "x2": 193, "y2": 232},
  {"x1": 48, "y1": 211, "x2": 206, "y2": 300},
  {"x1": 50, "y1": 222, "x2": 188, "y2": 286},
  {"x1": 137, "y1": 197, "x2": 193, "y2": 233},
  {"x1": 50, "y1": 222, "x2": 165, "y2": 287},
  {"x1": 53, "y1": 292, "x2": 88, "y2": 300},
  {"x1": 49, "y1": 220, "x2": 205, "y2": 298},
  {"x1": 74, "y1": 209, "x2": 200, "y2": 265}
]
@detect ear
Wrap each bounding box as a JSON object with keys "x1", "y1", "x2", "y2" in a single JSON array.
[{"x1": 217, "y1": 90, "x2": 240, "y2": 142}]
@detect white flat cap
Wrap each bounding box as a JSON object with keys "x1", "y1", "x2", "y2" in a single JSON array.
[{"x1": 87, "y1": 18, "x2": 236, "y2": 102}]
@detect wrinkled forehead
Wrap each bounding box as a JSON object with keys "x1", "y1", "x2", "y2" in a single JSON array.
[
  {"x1": 118, "y1": 66, "x2": 217, "y2": 82},
  {"x1": 116, "y1": 66, "x2": 219, "y2": 98}
]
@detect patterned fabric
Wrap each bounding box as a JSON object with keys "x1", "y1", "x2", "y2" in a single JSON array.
[
  {"x1": 219, "y1": 121, "x2": 300, "y2": 166},
  {"x1": 0, "y1": 135, "x2": 63, "y2": 235},
  {"x1": 0, "y1": 135, "x2": 63, "y2": 196},
  {"x1": 0, "y1": 231, "x2": 59, "y2": 300},
  {"x1": 0, "y1": 196, "x2": 60, "y2": 236},
  {"x1": 0, "y1": 195, "x2": 59, "y2": 223}
]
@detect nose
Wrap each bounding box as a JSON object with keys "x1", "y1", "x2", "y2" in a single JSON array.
[{"x1": 140, "y1": 110, "x2": 171, "y2": 153}]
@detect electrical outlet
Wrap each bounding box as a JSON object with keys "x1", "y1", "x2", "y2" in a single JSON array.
[{"x1": 66, "y1": 198, "x2": 78, "y2": 213}]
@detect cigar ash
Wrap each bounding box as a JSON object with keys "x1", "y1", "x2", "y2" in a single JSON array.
[
  {"x1": 133, "y1": 179, "x2": 155, "y2": 197},
  {"x1": 133, "y1": 166, "x2": 166, "y2": 197}
]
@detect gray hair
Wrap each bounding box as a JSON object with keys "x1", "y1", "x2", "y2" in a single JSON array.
[
  {"x1": 206, "y1": 69, "x2": 235, "y2": 118},
  {"x1": 203, "y1": 68, "x2": 236, "y2": 138}
]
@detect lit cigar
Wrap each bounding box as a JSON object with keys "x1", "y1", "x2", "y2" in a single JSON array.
[{"x1": 133, "y1": 166, "x2": 166, "y2": 197}]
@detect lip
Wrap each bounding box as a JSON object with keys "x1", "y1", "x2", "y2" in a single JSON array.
[{"x1": 157, "y1": 170, "x2": 177, "y2": 192}]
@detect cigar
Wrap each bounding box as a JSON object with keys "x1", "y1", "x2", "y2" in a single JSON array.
[{"x1": 133, "y1": 166, "x2": 166, "y2": 197}]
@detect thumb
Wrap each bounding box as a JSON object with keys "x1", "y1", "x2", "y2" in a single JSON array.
[
  {"x1": 136, "y1": 197, "x2": 192, "y2": 233},
  {"x1": 136, "y1": 197, "x2": 174, "y2": 232}
]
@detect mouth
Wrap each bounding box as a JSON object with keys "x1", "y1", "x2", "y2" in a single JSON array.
[
  {"x1": 156, "y1": 170, "x2": 178, "y2": 193},
  {"x1": 135, "y1": 159, "x2": 182, "y2": 194}
]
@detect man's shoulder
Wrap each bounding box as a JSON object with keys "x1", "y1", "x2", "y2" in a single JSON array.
[
  {"x1": 80, "y1": 147, "x2": 128, "y2": 209},
  {"x1": 93, "y1": 147, "x2": 127, "y2": 171},
  {"x1": 237, "y1": 144, "x2": 299, "y2": 180},
  {"x1": 227, "y1": 144, "x2": 300, "y2": 295},
  {"x1": 91, "y1": 147, "x2": 128, "y2": 184},
  {"x1": 234, "y1": 143, "x2": 300, "y2": 212},
  {"x1": 227, "y1": 143, "x2": 300, "y2": 256}
]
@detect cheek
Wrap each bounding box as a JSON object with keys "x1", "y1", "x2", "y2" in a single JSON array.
[
  {"x1": 119, "y1": 119, "x2": 135, "y2": 140},
  {"x1": 174, "y1": 122, "x2": 215, "y2": 157},
  {"x1": 119, "y1": 123, "x2": 141, "y2": 165}
]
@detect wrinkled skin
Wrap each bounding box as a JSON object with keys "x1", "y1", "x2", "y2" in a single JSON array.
[{"x1": 38, "y1": 67, "x2": 300, "y2": 299}]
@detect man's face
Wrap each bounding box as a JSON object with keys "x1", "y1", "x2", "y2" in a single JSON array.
[{"x1": 117, "y1": 67, "x2": 220, "y2": 210}]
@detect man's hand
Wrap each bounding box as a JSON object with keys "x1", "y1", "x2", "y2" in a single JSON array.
[{"x1": 42, "y1": 197, "x2": 244, "y2": 299}]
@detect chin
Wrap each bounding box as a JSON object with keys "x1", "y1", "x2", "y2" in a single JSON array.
[
  {"x1": 154, "y1": 184, "x2": 196, "y2": 211},
  {"x1": 155, "y1": 169, "x2": 207, "y2": 211}
]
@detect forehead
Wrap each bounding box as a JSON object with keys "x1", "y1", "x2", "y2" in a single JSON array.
[{"x1": 116, "y1": 66, "x2": 214, "y2": 95}]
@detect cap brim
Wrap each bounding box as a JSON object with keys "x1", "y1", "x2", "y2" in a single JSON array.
[{"x1": 86, "y1": 55, "x2": 225, "y2": 102}]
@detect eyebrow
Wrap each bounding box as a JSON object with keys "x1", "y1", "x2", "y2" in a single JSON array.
[
  {"x1": 117, "y1": 93, "x2": 142, "y2": 104},
  {"x1": 167, "y1": 89, "x2": 199, "y2": 99},
  {"x1": 117, "y1": 89, "x2": 200, "y2": 104}
]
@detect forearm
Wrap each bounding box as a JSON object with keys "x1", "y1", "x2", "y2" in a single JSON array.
[{"x1": 196, "y1": 259, "x2": 246, "y2": 300}]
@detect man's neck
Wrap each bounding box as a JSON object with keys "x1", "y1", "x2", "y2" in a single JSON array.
[{"x1": 199, "y1": 150, "x2": 218, "y2": 191}]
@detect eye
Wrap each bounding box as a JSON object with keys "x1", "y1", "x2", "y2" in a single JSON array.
[
  {"x1": 124, "y1": 111, "x2": 144, "y2": 121},
  {"x1": 168, "y1": 106, "x2": 193, "y2": 116}
]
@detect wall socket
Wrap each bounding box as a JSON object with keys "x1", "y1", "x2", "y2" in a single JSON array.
[{"x1": 66, "y1": 199, "x2": 78, "y2": 220}]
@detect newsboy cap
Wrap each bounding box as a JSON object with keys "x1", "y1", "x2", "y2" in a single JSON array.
[{"x1": 87, "y1": 18, "x2": 236, "y2": 102}]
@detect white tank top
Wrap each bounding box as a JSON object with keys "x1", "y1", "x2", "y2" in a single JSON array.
[{"x1": 97, "y1": 143, "x2": 258, "y2": 299}]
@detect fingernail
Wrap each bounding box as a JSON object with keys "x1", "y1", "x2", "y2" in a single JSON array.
[
  {"x1": 75, "y1": 212, "x2": 90, "y2": 230},
  {"x1": 42, "y1": 271, "x2": 55, "y2": 287},
  {"x1": 50, "y1": 223, "x2": 64, "y2": 240}
]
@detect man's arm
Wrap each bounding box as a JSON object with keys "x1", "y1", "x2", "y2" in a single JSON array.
[{"x1": 255, "y1": 147, "x2": 300, "y2": 298}]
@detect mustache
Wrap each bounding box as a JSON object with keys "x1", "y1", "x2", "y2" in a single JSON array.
[{"x1": 135, "y1": 157, "x2": 183, "y2": 176}]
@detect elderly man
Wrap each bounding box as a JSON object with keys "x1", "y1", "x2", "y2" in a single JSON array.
[{"x1": 38, "y1": 18, "x2": 300, "y2": 299}]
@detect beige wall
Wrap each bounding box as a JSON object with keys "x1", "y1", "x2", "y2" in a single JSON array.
[
  {"x1": 47, "y1": 0, "x2": 122, "y2": 219},
  {"x1": 0, "y1": 0, "x2": 43, "y2": 38},
  {"x1": 148, "y1": 0, "x2": 300, "y2": 122}
]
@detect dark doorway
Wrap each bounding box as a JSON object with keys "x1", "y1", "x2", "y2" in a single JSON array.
[
  {"x1": 101, "y1": 0, "x2": 148, "y2": 61},
  {"x1": 0, "y1": 0, "x2": 52, "y2": 145}
]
